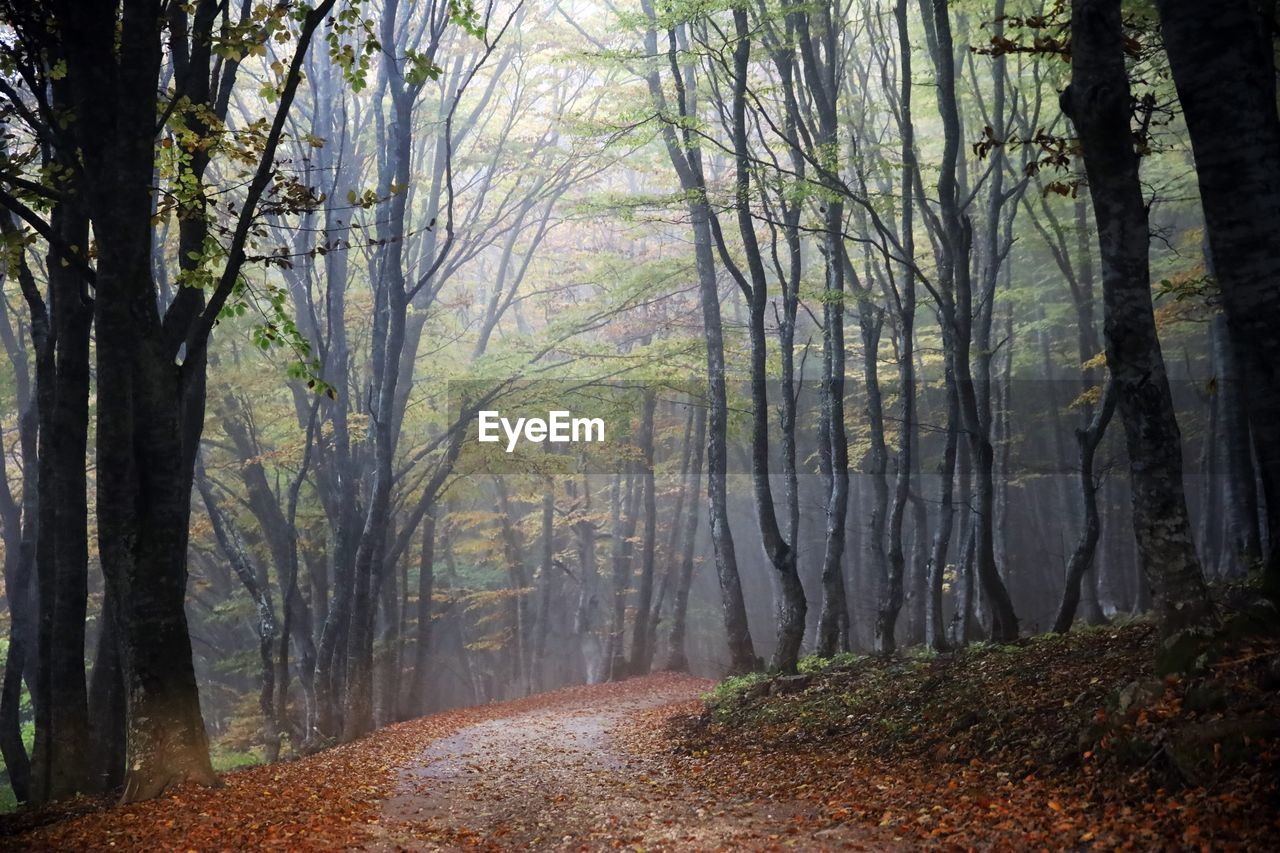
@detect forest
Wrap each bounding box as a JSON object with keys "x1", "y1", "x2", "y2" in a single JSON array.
[{"x1": 0, "y1": 0, "x2": 1277, "y2": 848}]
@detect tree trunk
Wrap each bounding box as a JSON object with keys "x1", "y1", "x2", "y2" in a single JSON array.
[
  {"x1": 1053, "y1": 381, "x2": 1118, "y2": 632},
  {"x1": 1155, "y1": 0, "x2": 1280, "y2": 593},
  {"x1": 87, "y1": 590, "x2": 127, "y2": 794},
  {"x1": 638, "y1": 3, "x2": 756, "y2": 672},
  {"x1": 719, "y1": 8, "x2": 806, "y2": 672},
  {"x1": 30, "y1": 199, "x2": 94, "y2": 804},
  {"x1": 409, "y1": 510, "x2": 437, "y2": 716},
  {"x1": 571, "y1": 475, "x2": 603, "y2": 683},
  {"x1": 666, "y1": 407, "x2": 706, "y2": 672},
  {"x1": 928, "y1": 373, "x2": 960, "y2": 651},
  {"x1": 1063, "y1": 0, "x2": 1214, "y2": 645},
  {"x1": 693, "y1": 201, "x2": 758, "y2": 674},
  {"x1": 816, "y1": 215, "x2": 852, "y2": 658},
  {"x1": 1211, "y1": 314, "x2": 1264, "y2": 574},
  {"x1": 90, "y1": 165, "x2": 218, "y2": 807},
  {"x1": 0, "y1": 238, "x2": 39, "y2": 804},
  {"x1": 925, "y1": 0, "x2": 1019, "y2": 643},
  {"x1": 628, "y1": 392, "x2": 659, "y2": 675},
  {"x1": 882, "y1": 0, "x2": 920, "y2": 657}
]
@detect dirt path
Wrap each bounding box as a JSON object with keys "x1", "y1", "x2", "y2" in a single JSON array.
[
  {"x1": 0, "y1": 674, "x2": 888, "y2": 851},
  {"x1": 365, "y1": 674, "x2": 886, "y2": 851}
]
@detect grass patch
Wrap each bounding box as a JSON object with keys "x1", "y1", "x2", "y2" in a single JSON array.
[
  {"x1": 210, "y1": 747, "x2": 264, "y2": 772},
  {"x1": 797, "y1": 651, "x2": 863, "y2": 673},
  {"x1": 703, "y1": 671, "x2": 768, "y2": 704}
]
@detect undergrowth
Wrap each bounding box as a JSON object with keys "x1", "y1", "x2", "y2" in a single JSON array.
[{"x1": 665, "y1": 615, "x2": 1280, "y2": 846}]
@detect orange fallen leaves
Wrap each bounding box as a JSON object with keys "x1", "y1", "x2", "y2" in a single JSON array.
[
  {"x1": 633, "y1": 625, "x2": 1280, "y2": 850},
  {"x1": 0, "y1": 675, "x2": 707, "y2": 851}
]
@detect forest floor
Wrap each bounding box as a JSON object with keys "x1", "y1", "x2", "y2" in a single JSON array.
[
  {"x1": 0, "y1": 674, "x2": 891, "y2": 851},
  {"x1": 1, "y1": 619, "x2": 1277, "y2": 850},
  {"x1": 664, "y1": 619, "x2": 1280, "y2": 849}
]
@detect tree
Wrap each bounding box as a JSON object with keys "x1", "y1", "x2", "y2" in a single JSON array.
[
  {"x1": 708, "y1": 6, "x2": 807, "y2": 673},
  {"x1": 0, "y1": 0, "x2": 337, "y2": 800},
  {"x1": 1154, "y1": 0, "x2": 1280, "y2": 594},
  {"x1": 1061, "y1": 0, "x2": 1214, "y2": 647},
  {"x1": 921, "y1": 0, "x2": 1019, "y2": 644},
  {"x1": 639, "y1": 0, "x2": 757, "y2": 673}
]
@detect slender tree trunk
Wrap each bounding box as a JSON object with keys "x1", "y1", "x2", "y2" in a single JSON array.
[
  {"x1": 1054, "y1": 381, "x2": 1118, "y2": 632},
  {"x1": 928, "y1": 373, "x2": 960, "y2": 651},
  {"x1": 694, "y1": 201, "x2": 758, "y2": 674},
  {"x1": 666, "y1": 407, "x2": 706, "y2": 672},
  {"x1": 495, "y1": 479, "x2": 533, "y2": 695},
  {"x1": 720, "y1": 9, "x2": 806, "y2": 672},
  {"x1": 0, "y1": 236, "x2": 40, "y2": 804},
  {"x1": 571, "y1": 476, "x2": 602, "y2": 683},
  {"x1": 343, "y1": 68, "x2": 412, "y2": 740},
  {"x1": 197, "y1": 470, "x2": 280, "y2": 761},
  {"x1": 639, "y1": 3, "x2": 756, "y2": 672},
  {"x1": 409, "y1": 510, "x2": 437, "y2": 716},
  {"x1": 629, "y1": 392, "x2": 659, "y2": 675},
  {"x1": 534, "y1": 475, "x2": 560, "y2": 690},
  {"x1": 816, "y1": 217, "x2": 852, "y2": 657},
  {"x1": 926, "y1": 0, "x2": 1019, "y2": 642},
  {"x1": 646, "y1": 408, "x2": 696, "y2": 665},
  {"x1": 861, "y1": 305, "x2": 897, "y2": 655},
  {"x1": 882, "y1": 0, "x2": 920, "y2": 657}
]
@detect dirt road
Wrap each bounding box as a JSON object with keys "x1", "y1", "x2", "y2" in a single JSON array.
[{"x1": 366, "y1": 674, "x2": 885, "y2": 851}]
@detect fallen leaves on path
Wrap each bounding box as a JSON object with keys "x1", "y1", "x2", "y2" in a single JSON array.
[
  {"x1": 0, "y1": 676, "x2": 703, "y2": 851},
  {"x1": 371, "y1": 673, "x2": 890, "y2": 851}
]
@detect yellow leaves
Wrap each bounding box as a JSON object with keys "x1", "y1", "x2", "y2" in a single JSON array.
[
  {"x1": 1081, "y1": 350, "x2": 1108, "y2": 372},
  {"x1": 1070, "y1": 382, "x2": 1104, "y2": 411}
]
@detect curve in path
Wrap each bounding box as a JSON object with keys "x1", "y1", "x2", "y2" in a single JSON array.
[{"x1": 365, "y1": 674, "x2": 888, "y2": 851}]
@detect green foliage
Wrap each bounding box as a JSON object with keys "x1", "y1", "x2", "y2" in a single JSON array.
[
  {"x1": 325, "y1": 2, "x2": 381, "y2": 92},
  {"x1": 797, "y1": 651, "x2": 863, "y2": 674},
  {"x1": 210, "y1": 747, "x2": 265, "y2": 772},
  {"x1": 705, "y1": 671, "x2": 769, "y2": 704},
  {"x1": 448, "y1": 0, "x2": 488, "y2": 40}
]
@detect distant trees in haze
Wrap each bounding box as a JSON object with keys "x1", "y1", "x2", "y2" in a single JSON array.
[{"x1": 0, "y1": 0, "x2": 1273, "y2": 812}]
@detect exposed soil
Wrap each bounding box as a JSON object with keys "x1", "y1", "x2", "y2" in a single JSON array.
[{"x1": 366, "y1": 673, "x2": 890, "y2": 850}]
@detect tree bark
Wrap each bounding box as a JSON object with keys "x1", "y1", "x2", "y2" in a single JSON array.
[
  {"x1": 717, "y1": 7, "x2": 806, "y2": 672},
  {"x1": 409, "y1": 510, "x2": 437, "y2": 716},
  {"x1": 0, "y1": 217, "x2": 41, "y2": 804},
  {"x1": 628, "y1": 392, "x2": 660, "y2": 675},
  {"x1": 666, "y1": 407, "x2": 706, "y2": 672},
  {"x1": 1053, "y1": 380, "x2": 1118, "y2": 632},
  {"x1": 1063, "y1": 0, "x2": 1214, "y2": 644},
  {"x1": 639, "y1": 1, "x2": 757, "y2": 672},
  {"x1": 1155, "y1": 0, "x2": 1280, "y2": 593},
  {"x1": 925, "y1": 0, "x2": 1019, "y2": 643},
  {"x1": 1210, "y1": 314, "x2": 1264, "y2": 574}
]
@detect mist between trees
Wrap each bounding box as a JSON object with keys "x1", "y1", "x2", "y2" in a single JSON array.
[
  {"x1": 450, "y1": 378, "x2": 1235, "y2": 476},
  {"x1": 0, "y1": 0, "x2": 1276, "y2": 815}
]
